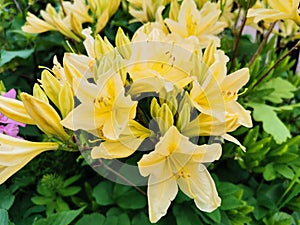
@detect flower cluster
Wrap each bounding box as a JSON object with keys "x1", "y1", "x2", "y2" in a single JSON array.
[{"x1": 4, "y1": 0, "x2": 299, "y2": 223}]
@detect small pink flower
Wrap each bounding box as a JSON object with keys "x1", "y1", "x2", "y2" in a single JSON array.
[{"x1": 0, "y1": 89, "x2": 26, "y2": 138}]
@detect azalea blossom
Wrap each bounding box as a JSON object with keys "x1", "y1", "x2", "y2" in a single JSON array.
[
  {"x1": 190, "y1": 42, "x2": 252, "y2": 127},
  {"x1": 247, "y1": 0, "x2": 300, "y2": 26},
  {"x1": 22, "y1": 0, "x2": 93, "y2": 41},
  {"x1": 61, "y1": 74, "x2": 137, "y2": 140},
  {"x1": 138, "y1": 126, "x2": 221, "y2": 222},
  {"x1": 164, "y1": 0, "x2": 227, "y2": 48},
  {"x1": 0, "y1": 133, "x2": 58, "y2": 184},
  {"x1": 127, "y1": 0, "x2": 170, "y2": 23}
]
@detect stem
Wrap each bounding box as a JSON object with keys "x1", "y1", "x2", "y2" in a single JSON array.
[
  {"x1": 12, "y1": 0, "x2": 22, "y2": 15},
  {"x1": 59, "y1": 0, "x2": 67, "y2": 16},
  {"x1": 250, "y1": 40, "x2": 300, "y2": 90},
  {"x1": 229, "y1": 0, "x2": 253, "y2": 72},
  {"x1": 93, "y1": 159, "x2": 147, "y2": 196},
  {"x1": 248, "y1": 22, "x2": 277, "y2": 67}
]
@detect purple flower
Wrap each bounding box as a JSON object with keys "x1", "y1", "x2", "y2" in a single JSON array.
[{"x1": 0, "y1": 89, "x2": 26, "y2": 138}]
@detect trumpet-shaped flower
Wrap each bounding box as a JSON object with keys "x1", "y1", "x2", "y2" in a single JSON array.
[
  {"x1": 190, "y1": 42, "x2": 252, "y2": 127},
  {"x1": 61, "y1": 74, "x2": 137, "y2": 140},
  {"x1": 128, "y1": 0, "x2": 170, "y2": 23},
  {"x1": 138, "y1": 126, "x2": 221, "y2": 222},
  {"x1": 91, "y1": 120, "x2": 151, "y2": 159},
  {"x1": 87, "y1": 0, "x2": 120, "y2": 33},
  {"x1": 0, "y1": 133, "x2": 58, "y2": 184},
  {"x1": 248, "y1": 0, "x2": 300, "y2": 26},
  {"x1": 22, "y1": 0, "x2": 93, "y2": 41},
  {"x1": 164, "y1": 0, "x2": 227, "y2": 48},
  {"x1": 20, "y1": 93, "x2": 70, "y2": 141}
]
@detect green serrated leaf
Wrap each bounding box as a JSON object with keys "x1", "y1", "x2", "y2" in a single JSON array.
[
  {"x1": 247, "y1": 102, "x2": 291, "y2": 143},
  {"x1": 258, "y1": 77, "x2": 296, "y2": 103}
]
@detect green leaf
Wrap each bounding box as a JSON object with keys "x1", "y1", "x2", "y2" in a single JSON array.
[
  {"x1": 31, "y1": 196, "x2": 53, "y2": 205},
  {"x1": 264, "y1": 212, "x2": 293, "y2": 225},
  {"x1": 263, "y1": 163, "x2": 276, "y2": 181},
  {"x1": 104, "y1": 213, "x2": 130, "y2": 225},
  {"x1": 33, "y1": 208, "x2": 84, "y2": 225},
  {"x1": 63, "y1": 174, "x2": 81, "y2": 187},
  {"x1": 0, "y1": 209, "x2": 9, "y2": 225},
  {"x1": 220, "y1": 195, "x2": 243, "y2": 210},
  {"x1": 247, "y1": 102, "x2": 291, "y2": 143},
  {"x1": 0, "y1": 49, "x2": 34, "y2": 67},
  {"x1": 217, "y1": 182, "x2": 240, "y2": 197},
  {"x1": 173, "y1": 205, "x2": 200, "y2": 225},
  {"x1": 274, "y1": 165, "x2": 294, "y2": 180},
  {"x1": 60, "y1": 186, "x2": 81, "y2": 196},
  {"x1": 259, "y1": 77, "x2": 296, "y2": 103},
  {"x1": 92, "y1": 181, "x2": 114, "y2": 206},
  {"x1": 75, "y1": 213, "x2": 105, "y2": 225},
  {"x1": 132, "y1": 212, "x2": 152, "y2": 225},
  {"x1": 0, "y1": 186, "x2": 15, "y2": 210},
  {"x1": 113, "y1": 184, "x2": 146, "y2": 209},
  {"x1": 204, "y1": 209, "x2": 221, "y2": 224}
]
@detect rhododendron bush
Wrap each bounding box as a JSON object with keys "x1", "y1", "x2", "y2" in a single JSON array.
[{"x1": 0, "y1": 0, "x2": 300, "y2": 224}]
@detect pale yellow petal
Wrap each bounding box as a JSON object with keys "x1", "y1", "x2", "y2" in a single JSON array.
[
  {"x1": 20, "y1": 93, "x2": 69, "y2": 140},
  {"x1": 177, "y1": 163, "x2": 221, "y2": 212},
  {"x1": 0, "y1": 96, "x2": 35, "y2": 125}
]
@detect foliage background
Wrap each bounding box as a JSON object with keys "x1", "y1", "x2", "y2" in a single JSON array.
[{"x1": 0, "y1": 0, "x2": 300, "y2": 224}]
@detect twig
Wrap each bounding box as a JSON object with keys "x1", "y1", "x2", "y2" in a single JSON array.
[
  {"x1": 248, "y1": 22, "x2": 277, "y2": 67},
  {"x1": 250, "y1": 40, "x2": 300, "y2": 90},
  {"x1": 229, "y1": 0, "x2": 253, "y2": 72}
]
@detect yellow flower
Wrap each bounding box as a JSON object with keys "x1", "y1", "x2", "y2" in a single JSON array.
[
  {"x1": 0, "y1": 133, "x2": 58, "y2": 184},
  {"x1": 91, "y1": 120, "x2": 151, "y2": 159},
  {"x1": 138, "y1": 126, "x2": 221, "y2": 223},
  {"x1": 248, "y1": 0, "x2": 300, "y2": 25},
  {"x1": 164, "y1": 0, "x2": 227, "y2": 48},
  {"x1": 61, "y1": 74, "x2": 137, "y2": 140},
  {"x1": 88, "y1": 0, "x2": 121, "y2": 33},
  {"x1": 128, "y1": 0, "x2": 170, "y2": 23},
  {"x1": 127, "y1": 36, "x2": 195, "y2": 94},
  {"x1": 20, "y1": 93, "x2": 70, "y2": 141},
  {"x1": 0, "y1": 96, "x2": 35, "y2": 125},
  {"x1": 190, "y1": 42, "x2": 252, "y2": 126},
  {"x1": 22, "y1": 0, "x2": 93, "y2": 41}
]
